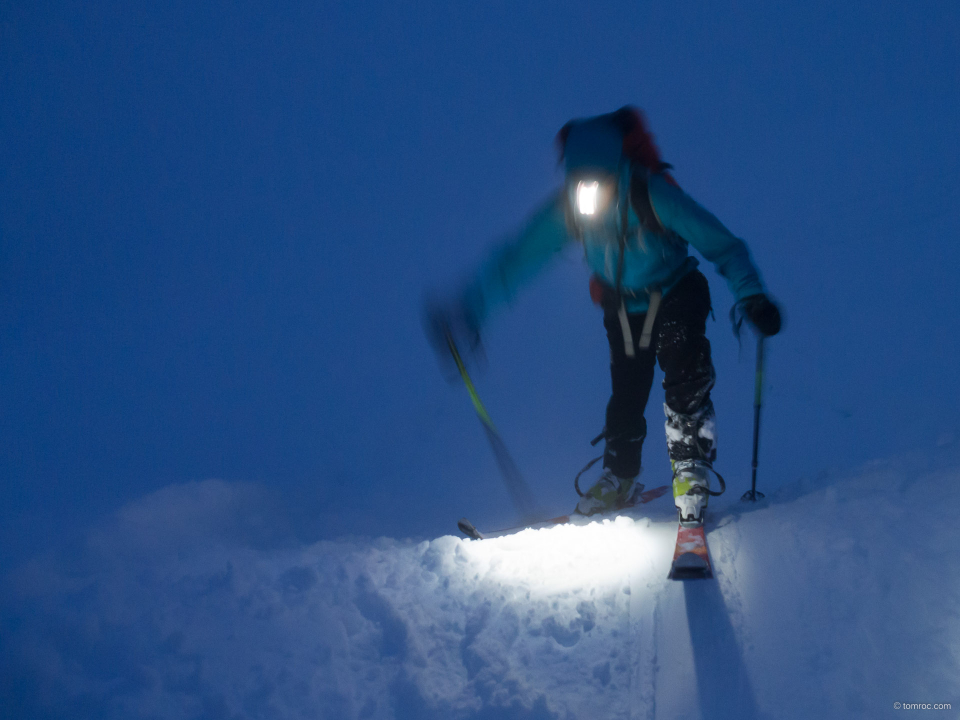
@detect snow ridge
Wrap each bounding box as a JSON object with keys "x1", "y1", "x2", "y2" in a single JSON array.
[{"x1": 2, "y1": 459, "x2": 959, "y2": 719}]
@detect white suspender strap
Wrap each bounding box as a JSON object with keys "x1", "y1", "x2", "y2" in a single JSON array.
[
  {"x1": 638, "y1": 288, "x2": 662, "y2": 350},
  {"x1": 617, "y1": 299, "x2": 635, "y2": 358}
]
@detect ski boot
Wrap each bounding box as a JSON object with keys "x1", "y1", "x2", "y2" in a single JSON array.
[
  {"x1": 673, "y1": 459, "x2": 710, "y2": 526},
  {"x1": 575, "y1": 469, "x2": 643, "y2": 516}
]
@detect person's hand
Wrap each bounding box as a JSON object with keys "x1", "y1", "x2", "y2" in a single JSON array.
[
  {"x1": 422, "y1": 298, "x2": 483, "y2": 379},
  {"x1": 740, "y1": 294, "x2": 782, "y2": 336}
]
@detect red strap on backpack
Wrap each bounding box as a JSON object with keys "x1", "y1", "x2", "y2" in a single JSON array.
[{"x1": 589, "y1": 275, "x2": 606, "y2": 306}]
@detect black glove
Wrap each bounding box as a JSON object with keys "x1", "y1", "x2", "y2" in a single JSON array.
[
  {"x1": 422, "y1": 298, "x2": 483, "y2": 379},
  {"x1": 739, "y1": 294, "x2": 782, "y2": 336}
]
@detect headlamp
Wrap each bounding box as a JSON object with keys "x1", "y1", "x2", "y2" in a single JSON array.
[
  {"x1": 577, "y1": 181, "x2": 600, "y2": 215},
  {"x1": 574, "y1": 178, "x2": 613, "y2": 217}
]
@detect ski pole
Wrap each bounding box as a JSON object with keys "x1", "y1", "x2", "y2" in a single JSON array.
[
  {"x1": 445, "y1": 333, "x2": 538, "y2": 521},
  {"x1": 742, "y1": 334, "x2": 766, "y2": 502}
]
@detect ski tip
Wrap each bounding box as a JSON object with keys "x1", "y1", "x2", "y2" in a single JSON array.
[
  {"x1": 457, "y1": 517, "x2": 484, "y2": 540},
  {"x1": 669, "y1": 567, "x2": 713, "y2": 580},
  {"x1": 669, "y1": 551, "x2": 712, "y2": 580}
]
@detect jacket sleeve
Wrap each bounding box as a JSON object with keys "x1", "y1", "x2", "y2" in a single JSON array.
[
  {"x1": 460, "y1": 191, "x2": 572, "y2": 329},
  {"x1": 648, "y1": 174, "x2": 765, "y2": 301}
]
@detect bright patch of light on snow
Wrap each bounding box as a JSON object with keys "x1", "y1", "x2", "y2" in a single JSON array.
[
  {"x1": 459, "y1": 515, "x2": 657, "y2": 595},
  {"x1": 576, "y1": 180, "x2": 600, "y2": 215}
]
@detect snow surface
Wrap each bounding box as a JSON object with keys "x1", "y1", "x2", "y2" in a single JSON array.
[{"x1": 3, "y1": 456, "x2": 959, "y2": 719}]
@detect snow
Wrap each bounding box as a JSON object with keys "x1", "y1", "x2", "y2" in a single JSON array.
[{"x1": 2, "y1": 456, "x2": 959, "y2": 719}]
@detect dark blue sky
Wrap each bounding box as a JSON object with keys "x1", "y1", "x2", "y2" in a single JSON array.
[{"x1": 2, "y1": 1, "x2": 959, "y2": 560}]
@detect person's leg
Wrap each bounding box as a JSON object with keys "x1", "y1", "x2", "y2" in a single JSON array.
[
  {"x1": 576, "y1": 306, "x2": 656, "y2": 515},
  {"x1": 654, "y1": 270, "x2": 718, "y2": 523},
  {"x1": 655, "y1": 270, "x2": 717, "y2": 464},
  {"x1": 602, "y1": 308, "x2": 657, "y2": 479}
]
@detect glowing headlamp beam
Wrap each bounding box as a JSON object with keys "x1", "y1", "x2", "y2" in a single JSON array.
[{"x1": 576, "y1": 181, "x2": 600, "y2": 215}]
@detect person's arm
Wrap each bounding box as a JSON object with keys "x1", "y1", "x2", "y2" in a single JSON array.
[
  {"x1": 647, "y1": 174, "x2": 765, "y2": 302},
  {"x1": 648, "y1": 174, "x2": 781, "y2": 335},
  {"x1": 460, "y1": 191, "x2": 572, "y2": 329}
]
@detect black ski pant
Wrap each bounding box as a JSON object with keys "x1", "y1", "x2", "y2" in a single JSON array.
[{"x1": 601, "y1": 269, "x2": 717, "y2": 479}]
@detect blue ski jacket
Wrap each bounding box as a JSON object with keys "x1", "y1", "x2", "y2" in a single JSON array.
[{"x1": 459, "y1": 173, "x2": 766, "y2": 329}]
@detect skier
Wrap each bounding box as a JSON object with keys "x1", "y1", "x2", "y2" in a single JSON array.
[{"x1": 426, "y1": 107, "x2": 781, "y2": 525}]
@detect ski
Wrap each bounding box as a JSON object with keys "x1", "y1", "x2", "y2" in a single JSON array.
[
  {"x1": 458, "y1": 485, "x2": 671, "y2": 540},
  {"x1": 668, "y1": 519, "x2": 713, "y2": 580}
]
